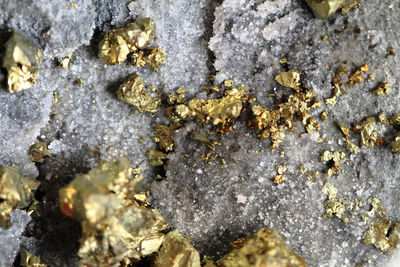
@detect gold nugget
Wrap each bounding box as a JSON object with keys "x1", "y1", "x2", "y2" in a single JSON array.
[
  {"x1": 173, "y1": 84, "x2": 249, "y2": 136},
  {"x1": 275, "y1": 70, "x2": 301, "y2": 90},
  {"x1": 99, "y1": 18, "x2": 155, "y2": 65},
  {"x1": 305, "y1": 0, "x2": 360, "y2": 19},
  {"x1": 0, "y1": 167, "x2": 40, "y2": 228},
  {"x1": 353, "y1": 117, "x2": 380, "y2": 147},
  {"x1": 154, "y1": 231, "x2": 201, "y2": 267},
  {"x1": 154, "y1": 124, "x2": 176, "y2": 152},
  {"x1": 117, "y1": 73, "x2": 161, "y2": 114},
  {"x1": 130, "y1": 46, "x2": 167, "y2": 72},
  {"x1": 364, "y1": 217, "x2": 400, "y2": 251},
  {"x1": 206, "y1": 228, "x2": 306, "y2": 267},
  {"x1": 372, "y1": 81, "x2": 391, "y2": 96},
  {"x1": 391, "y1": 132, "x2": 400, "y2": 154},
  {"x1": 3, "y1": 29, "x2": 43, "y2": 93},
  {"x1": 59, "y1": 158, "x2": 167, "y2": 266}
]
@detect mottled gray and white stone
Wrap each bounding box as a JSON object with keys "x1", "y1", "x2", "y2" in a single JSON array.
[{"x1": 0, "y1": 0, "x2": 399, "y2": 266}]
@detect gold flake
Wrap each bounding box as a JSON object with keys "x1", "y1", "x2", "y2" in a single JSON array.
[
  {"x1": 337, "y1": 121, "x2": 350, "y2": 137},
  {"x1": 275, "y1": 70, "x2": 301, "y2": 90},
  {"x1": 279, "y1": 58, "x2": 288, "y2": 64},
  {"x1": 320, "y1": 110, "x2": 328, "y2": 121},
  {"x1": 190, "y1": 130, "x2": 219, "y2": 151},
  {"x1": 3, "y1": 29, "x2": 43, "y2": 93},
  {"x1": 272, "y1": 165, "x2": 287, "y2": 184},
  {"x1": 364, "y1": 217, "x2": 400, "y2": 251},
  {"x1": 372, "y1": 81, "x2": 391, "y2": 96},
  {"x1": 59, "y1": 54, "x2": 73, "y2": 69},
  {"x1": 362, "y1": 197, "x2": 385, "y2": 224},
  {"x1": 322, "y1": 182, "x2": 348, "y2": 223},
  {"x1": 173, "y1": 84, "x2": 249, "y2": 136},
  {"x1": 117, "y1": 72, "x2": 161, "y2": 114},
  {"x1": 354, "y1": 117, "x2": 380, "y2": 147},
  {"x1": 154, "y1": 124, "x2": 175, "y2": 151}
]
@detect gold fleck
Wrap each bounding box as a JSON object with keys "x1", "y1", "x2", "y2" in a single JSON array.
[
  {"x1": 320, "y1": 110, "x2": 328, "y2": 121},
  {"x1": 59, "y1": 53, "x2": 73, "y2": 69},
  {"x1": 272, "y1": 165, "x2": 287, "y2": 184},
  {"x1": 191, "y1": 130, "x2": 218, "y2": 151},
  {"x1": 345, "y1": 138, "x2": 359, "y2": 154},
  {"x1": 279, "y1": 58, "x2": 288, "y2": 64}
]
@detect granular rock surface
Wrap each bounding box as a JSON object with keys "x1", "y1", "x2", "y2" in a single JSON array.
[{"x1": 0, "y1": 0, "x2": 399, "y2": 266}]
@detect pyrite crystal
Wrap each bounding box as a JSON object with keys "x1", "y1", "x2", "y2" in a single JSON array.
[
  {"x1": 0, "y1": 166, "x2": 40, "y2": 228},
  {"x1": 98, "y1": 17, "x2": 167, "y2": 71},
  {"x1": 305, "y1": 0, "x2": 360, "y2": 19},
  {"x1": 117, "y1": 72, "x2": 161, "y2": 114},
  {"x1": 59, "y1": 158, "x2": 167, "y2": 266},
  {"x1": 206, "y1": 228, "x2": 307, "y2": 267},
  {"x1": 2, "y1": 29, "x2": 43, "y2": 93},
  {"x1": 154, "y1": 230, "x2": 201, "y2": 267}
]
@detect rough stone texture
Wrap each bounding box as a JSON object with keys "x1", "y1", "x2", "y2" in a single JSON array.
[{"x1": 0, "y1": 0, "x2": 399, "y2": 266}]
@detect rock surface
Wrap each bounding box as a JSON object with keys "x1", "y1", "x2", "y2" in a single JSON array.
[{"x1": 0, "y1": 0, "x2": 399, "y2": 266}]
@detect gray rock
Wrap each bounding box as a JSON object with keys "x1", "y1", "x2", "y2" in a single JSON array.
[{"x1": 0, "y1": 0, "x2": 400, "y2": 266}]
